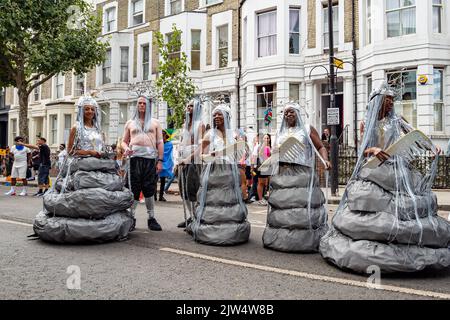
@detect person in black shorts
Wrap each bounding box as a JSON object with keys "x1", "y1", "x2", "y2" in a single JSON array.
[{"x1": 20, "y1": 137, "x2": 51, "y2": 197}]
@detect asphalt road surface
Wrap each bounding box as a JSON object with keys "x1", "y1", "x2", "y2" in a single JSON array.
[{"x1": 1, "y1": 185, "x2": 449, "y2": 300}]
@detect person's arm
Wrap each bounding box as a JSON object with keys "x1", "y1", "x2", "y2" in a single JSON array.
[
  {"x1": 310, "y1": 126, "x2": 331, "y2": 170},
  {"x1": 18, "y1": 142, "x2": 39, "y2": 150},
  {"x1": 67, "y1": 125, "x2": 100, "y2": 158},
  {"x1": 121, "y1": 121, "x2": 133, "y2": 156},
  {"x1": 156, "y1": 122, "x2": 164, "y2": 174}
]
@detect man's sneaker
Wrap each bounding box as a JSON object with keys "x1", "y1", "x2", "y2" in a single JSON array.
[
  {"x1": 159, "y1": 196, "x2": 167, "y2": 202},
  {"x1": 5, "y1": 190, "x2": 16, "y2": 196},
  {"x1": 33, "y1": 191, "x2": 44, "y2": 197},
  {"x1": 19, "y1": 190, "x2": 27, "y2": 196},
  {"x1": 147, "y1": 218, "x2": 162, "y2": 231}
]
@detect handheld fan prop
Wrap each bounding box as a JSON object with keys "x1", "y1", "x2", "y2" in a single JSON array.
[
  {"x1": 258, "y1": 136, "x2": 306, "y2": 172},
  {"x1": 202, "y1": 140, "x2": 247, "y2": 163},
  {"x1": 364, "y1": 130, "x2": 435, "y2": 169}
]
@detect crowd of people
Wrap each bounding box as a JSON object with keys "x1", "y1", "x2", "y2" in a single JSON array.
[{"x1": 3, "y1": 80, "x2": 450, "y2": 275}]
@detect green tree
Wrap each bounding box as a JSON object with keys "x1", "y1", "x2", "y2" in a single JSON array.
[
  {"x1": 154, "y1": 24, "x2": 196, "y2": 128},
  {"x1": 0, "y1": 0, "x2": 108, "y2": 141}
]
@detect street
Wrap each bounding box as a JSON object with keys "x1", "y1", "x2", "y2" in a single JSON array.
[{"x1": 1, "y1": 185, "x2": 449, "y2": 300}]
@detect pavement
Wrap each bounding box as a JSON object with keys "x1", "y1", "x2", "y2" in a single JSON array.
[
  {"x1": 0, "y1": 184, "x2": 449, "y2": 300},
  {"x1": 3, "y1": 176, "x2": 450, "y2": 211}
]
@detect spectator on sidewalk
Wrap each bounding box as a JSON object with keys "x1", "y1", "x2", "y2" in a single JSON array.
[
  {"x1": 155, "y1": 130, "x2": 174, "y2": 202},
  {"x1": 19, "y1": 137, "x2": 51, "y2": 197},
  {"x1": 31, "y1": 145, "x2": 40, "y2": 179},
  {"x1": 57, "y1": 144, "x2": 67, "y2": 172},
  {"x1": 5, "y1": 137, "x2": 31, "y2": 196}
]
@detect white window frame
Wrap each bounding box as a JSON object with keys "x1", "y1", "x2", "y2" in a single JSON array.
[
  {"x1": 166, "y1": 32, "x2": 181, "y2": 61},
  {"x1": 33, "y1": 80, "x2": 41, "y2": 102},
  {"x1": 433, "y1": 68, "x2": 444, "y2": 133},
  {"x1": 190, "y1": 30, "x2": 201, "y2": 71},
  {"x1": 386, "y1": 0, "x2": 416, "y2": 38},
  {"x1": 63, "y1": 114, "x2": 72, "y2": 144},
  {"x1": 323, "y1": 4, "x2": 339, "y2": 50},
  {"x1": 386, "y1": 69, "x2": 418, "y2": 128},
  {"x1": 74, "y1": 73, "x2": 86, "y2": 97},
  {"x1": 11, "y1": 118, "x2": 17, "y2": 140},
  {"x1": 289, "y1": 7, "x2": 301, "y2": 55},
  {"x1": 200, "y1": 0, "x2": 223, "y2": 8},
  {"x1": 102, "y1": 49, "x2": 112, "y2": 84},
  {"x1": 432, "y1": 0, "x2": 443, "y2": 34},
  {"x1": 257, "y1": 10, "x2": 277, "y2": 58},
  {"x1": 129, "y1": 0, "x2": 145, "y2": 27},
  {"x1": 50, "y1": 114, "x2": 58, "y2": 145},
  {"x1": 141, "y1": 44, "x2": 150, "y2": 81},
  {"x1": 366, "y1": 0, "x2": 372, "y2": 45},
  {"x1": 120, "y1": 47, "x2": 129, "y2": 82},
  {"x1": 54, "y1": 73, "x2": 64, "y2": 100},
  {"x1": 103, "y1": 4, "x2": 117, "y2": 34},
  {"x1": 166, "y1": 0, "x2": 184, "y2": 16},
  {"x1": 217, "y1": 24, "x2": 228, "y2": 68}
]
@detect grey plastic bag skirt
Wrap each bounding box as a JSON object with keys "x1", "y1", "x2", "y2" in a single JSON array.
[
  {"x1": 193, "y1": 221, "x2": 251, "y2": 246},
  {"x1": 359, "y1": 163, "x2": 423, "y2": 193},
  {"x1": 347, "y1": 180, "x2": 437, "y2": 218},
  {"x1": 61, "y1": 157, "x2": 117, "y2": 176},
  {"x1": 193, "y1": 163, "x2": 250, "y2": 246},
  {"x1": 333, "y1": 206, "x2": 450, "y2": 247},
  {"x1": 72, "y1": 171, "x2": 124, "y2": 191},
  {"x1": 320, "y1": 229, "x2": 450, "y2": 273},
  {"x1": 33, "y1": 211, "x2": 133, "y2": 244},
  {"x1": 43, "y1": 188, "x2": 133, "y2": 219},
  {"x1": 263, "y1": 163, "x2": 327, "y2": 253},
  {"x1": 263, "y1": 225, "x2": 328, "y2": 252}
]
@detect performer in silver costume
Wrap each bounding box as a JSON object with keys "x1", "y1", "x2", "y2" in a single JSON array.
[
  {"x1": 177, "y1": 99, "x2": 205, "y2": 230},
  {"x1": 320, "y1": 82, "x2": 450, "y2": 273},
  {"x1": 33, "y1": 96, "x2": 134, "y2": 243},
  {"x1": 190, "y1": 104, "x2": 250, "y2": 245},
  {"x1": 262, "y1": 103, "x2": 330, "y2": 253}
]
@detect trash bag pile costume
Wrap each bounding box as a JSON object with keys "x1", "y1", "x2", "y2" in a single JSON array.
[
  {"x1": 33, "y1": 96, "x2": 134, "y2": 243},
  {"x1": 320, "y1": 82, "x2": 450, "y2": 273}
]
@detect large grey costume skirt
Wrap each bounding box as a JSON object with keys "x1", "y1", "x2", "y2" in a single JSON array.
[
  {"x1": 262, "y1": 164, "x2": 328, "y2": 252},
  {"x1": 33, "y1": 157, "x2": 134, "y2": 244},
  {"x1": 320, "y1": 162, "x2": 450, "y2": 273},
  {"x1": 192, "y1": 163, "x2": 250, "y2": 246}
]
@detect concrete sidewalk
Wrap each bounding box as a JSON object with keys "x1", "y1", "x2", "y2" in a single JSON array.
[{"x1": 2, "y1": 176, "x2": 449, "y2": 211}]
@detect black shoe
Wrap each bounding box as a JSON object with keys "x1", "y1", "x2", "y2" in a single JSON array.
[
  {"x1": 33, "y1": 191, "x2": 44, "y2": 197},
  {"x1": 177, "y1": 217, "x2": 192, "y2": 228},
  {"x1": 148, "y1": 218, "x2": 162, "y2": 231},
  {"x1": 129, "y1": 218, "x2": 136, "y2": 232},
  {"x1": 159, "y1": 196, "x2": 167, "y2": 202}
]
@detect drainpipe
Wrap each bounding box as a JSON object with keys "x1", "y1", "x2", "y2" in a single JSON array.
[
  {"x1": 352, "y1": 0, "x2": 358, "y2": 153},
  {"x1": 237, "y1": 0, "x2": 246, "y2": 129}
]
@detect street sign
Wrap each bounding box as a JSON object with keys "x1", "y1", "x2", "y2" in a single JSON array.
[
  {"x1": 333, "y1": 57, "x2": 344, "y2": 69},
  {"x1": 327, "y1": 108, "x2": 340, "y2": 125}
]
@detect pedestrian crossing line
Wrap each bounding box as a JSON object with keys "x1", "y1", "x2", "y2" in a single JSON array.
[
  {"x1": 0, "y1": 219, "x2": 32, "y2": 227},
  {"x1": 160, "y1": 247, "x2": 450, "y2": 300}
]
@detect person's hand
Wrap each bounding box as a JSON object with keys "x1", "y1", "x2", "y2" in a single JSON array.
[
  {"x1": 324, "y1": 160, "x2": 332, "y2": 170},
  {"x1": 124, "y1": 147, "x2": 134, "y2": 157},
  {"x1": 372, "y1": 147, "x2": 390, "y2": 163},
  {"x1": 90, "y1": 150, "x2": 101, "y2": 158},
  {"x1": 156, "y1": 161, "x2": 162, "y2": 174},
  {"x1": 435, "y1": 146, "x2": 442, "y2": 155},
  {"x1": 16, "y1": 141, "x2": 24, "y2": 146}
]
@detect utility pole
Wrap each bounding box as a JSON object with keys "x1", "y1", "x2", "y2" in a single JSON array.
[{"x1": 327, "y1": 0, "x2": 339, "y2": 196}]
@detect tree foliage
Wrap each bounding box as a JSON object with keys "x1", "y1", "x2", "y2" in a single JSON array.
[
  {"x1": 0, "y1": 0, "x2": 108, "y2": 140},
  {"x1": 154, "y1": 24, "x2": 196, "y2": 128}
]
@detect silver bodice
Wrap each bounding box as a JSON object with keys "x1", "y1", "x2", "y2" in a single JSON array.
[
  {"x1": 76, "y1": 124, "x2": 104, "y2": 152},
  {"x1": 277, "y1": 126, "x2": 313, "y2": 166}
]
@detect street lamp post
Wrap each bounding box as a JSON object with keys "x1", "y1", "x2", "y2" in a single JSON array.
[{"x1": 327, "y1": 0, "x2": 339, "y2": 196}]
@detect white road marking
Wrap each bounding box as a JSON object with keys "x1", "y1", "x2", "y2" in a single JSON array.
[
  {"x1": 0, "y1": 219, "x2": 32, "y2": 227},
  {"x1": 160, "y1": 247, "x2": 450, "y2": 300}
]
